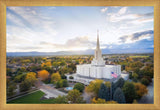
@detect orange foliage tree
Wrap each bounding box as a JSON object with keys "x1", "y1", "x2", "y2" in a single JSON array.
[
  {"x1": 38, "y1": 70, "x2": 49, "y2": 81},
  {"x1": 134, "y1": 83, "x2": 148, "y2": 99}
]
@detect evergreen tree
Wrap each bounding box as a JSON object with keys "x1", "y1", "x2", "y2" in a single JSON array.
[
  {"x1": 98, "y1": 83, "x2": 110, "y2": 101},
  {"x1": 113, "y1": 87, "x2": 126, "y2": 103},
  {"x1": 116, "y1": 78, "x2": 125, "y2": 88}
]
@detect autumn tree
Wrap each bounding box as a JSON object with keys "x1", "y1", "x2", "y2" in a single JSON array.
[
  {"x1": 92, "y1": 97, "x2": 107, "y2": 104},
  {"x1": 51, "y1": 72, "x2": 61, "y2": 83},
  {"x1": 41, "y1": 62, "x2": 52, "y2": 67},
  {"x1": 105, "y1": 81, "x2": 111, "y2": 88},
  {"x1": 67, "y1": 89, "x2": 85, "y2": 103},
  {"x1": 106, "y1": 101, "x2": 118, "y2": 104},
  {"x1": 134, "y1": 83, "x2": 148, "y2": 99},
  {"x1": 85, "y1": 79, "x2": 103, "y2": 96},
  {"x1": 25, "y1": 72, "x2": 37, "y2": 85},
  {"x1": 38, "y1": 70, "x2": 49, "y2": 81}
]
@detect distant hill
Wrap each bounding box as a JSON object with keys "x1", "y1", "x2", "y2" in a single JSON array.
[{"x1": 7, "y1": 48, "x2": 153, "y2": 56}]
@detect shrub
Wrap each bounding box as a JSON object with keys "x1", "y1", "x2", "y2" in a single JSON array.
[{"x1": 69, "y1": 76, "x2": 74, "y2": 79}]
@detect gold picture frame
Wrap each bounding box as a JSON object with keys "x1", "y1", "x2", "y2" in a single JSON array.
[{"x1": 0, "y1": 0, "x2": 160, "y2": 110}]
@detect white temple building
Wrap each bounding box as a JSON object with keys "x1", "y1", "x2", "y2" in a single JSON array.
[{"x1": 66, "y1": 31, "x2": 122, "y2": 85}]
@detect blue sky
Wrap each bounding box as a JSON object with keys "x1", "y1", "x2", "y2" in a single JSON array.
[{"x1": 7, "y1": 6, "x2": 154, "y2": 53}]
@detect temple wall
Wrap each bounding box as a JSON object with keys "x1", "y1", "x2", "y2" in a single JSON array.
[{"x1": 76, "y1": 64, "x2": 121, "y2": 79}]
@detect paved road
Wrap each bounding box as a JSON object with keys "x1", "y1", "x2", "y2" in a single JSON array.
[
  {"x1": 38, "y1": 80, "x2": 67, "y2": 99},
  {"x1": 138, "y1": 79, "x2": 154, "y2": 104}
]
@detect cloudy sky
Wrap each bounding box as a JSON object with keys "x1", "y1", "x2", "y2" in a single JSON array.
[{"x1": 7, "y1": 6, "x2": 154, "y2": 53}]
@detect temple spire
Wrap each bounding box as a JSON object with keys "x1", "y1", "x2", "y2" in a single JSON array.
[
  {"x1": 91, "y1": 30, "x2": 105, "y2": 66},
  {"x1": 97, "y1": 30, "x2": 100, "y2": 50}
]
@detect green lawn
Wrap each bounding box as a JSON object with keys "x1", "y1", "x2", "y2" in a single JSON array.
[
  {"x1": 129, "y1": 56, "x2": 149, "y2": 58},
  {"x1": 7, "y1": 90, "x2": 56, "y2": 104}
]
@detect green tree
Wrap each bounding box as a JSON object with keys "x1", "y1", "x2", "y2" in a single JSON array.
[
  {"x1": 98, "y1": 83, "x2": 110, "y2": 101},
  {"x1": 141, "y1": 78, "x2": 150, "y2": 86},
  {"x1": 113, "y1": 88, "x2": 126, "y2": 103},
  {"x1": 56, "y1": 80, "x2": 63, "y2": 88},
  {"x1": 62, "y1": 79, "x2": 68, "y2": 87},
  {"x1": 67, "y1": 89, "x2": 85, "y2": 103},
  {"x1": 14, "y1": 73, "x2": 27, "y2": 83},
  {"x1": 19, "y1": 80, "x2": 32, "y2": 92},
  {"x1": 55, "y1": 95, "x2": 68, "y2": 104},
  {"x1": 73, "y1": 83, "x2": 85, "y2": 92},
  {"x1": 7, "y1": 79, "x2": 17, "y2": 96},
  {"x1": 122, "y1": 81, "x2": 136, "y2": 103},
  {"x1": 56, "y1": 79, "x2": 68, "y2": 88},
  {"x1": 116, "y1": 78, "x2": 125, "y2": 88}
]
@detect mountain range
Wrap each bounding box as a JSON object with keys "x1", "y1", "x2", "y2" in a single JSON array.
[{"x1": 7, "y1": 48, "x2": 153, "y2": 56}]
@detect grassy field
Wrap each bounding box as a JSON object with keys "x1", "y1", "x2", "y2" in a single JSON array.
[
  {"x1": 129, "y1": 56, "x2": 149, "y2": 58},
  {"x1": 7, "y1": 90, "x2": 56, "y2": 104}
]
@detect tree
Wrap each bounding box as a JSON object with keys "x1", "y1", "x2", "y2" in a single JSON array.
[
  {"x1": 41, "y1": 62, "x2": 52, "y2": 67},
  {"x1": 116, "y1": 78, "x2": 125, "y2": 88},
  {"x1": 132, "y1": 73, "x2": 138, "y2": 82},
  {"x1": 141, "y1": 78, "x2": 150, "y2": 86},
  {"x1": 104, "y1": 81, "x2": 111, "y2": 88},
  {"x1": 14, "y1": 73, "x2": 27, "y2": 83},
  {"x1": 7, "y1": 79, "x2": 17, "y2": 96},
  {"x1": 73, "y1": 83, "x2": 85, "y2": 92},
  {"x1": 56, "y1": 80, "x2": 63, "y2": 88},
  {"x1": 67, "y1": 89, "x2": 85, "y2": 103},
  {"x1": 62, "y1": 79, "x2": 68, "y2": 87},
  {"x1": 51, "y1": 72, "x2": 61, "y2": 83},
  {"x1": 56, "y1": 79, "x2": 68, "y2": 88},
  {"x1": 25, "y1": 72, "x2": 37, "y2": 85},
  {"x1": 19, "y1": 80, "x2": 32, "y2": 92},
  {"x1": 106, "y1": 101, "x2": 118, "y2": 104},
  {"x1": 92, "y1": 97, "x2": 107, "y2": 104},
  {"x1": 98, "y1": 83, "x2": 110, "y2": 101},
  {"x1": 55, "y1": 95, "x2": 68, "y2": 104},
  {"x1": 122, "y1": 81, "x2": 136, "y2": 103},
  {"x1": 113, "y1": 88, "x2": 126, "y2": 103},
  {"x1": 132, "y1": 99, "x2": 138, "y2": 104},
  {"x1": 85, "y1": 79, "x2": 103, "y2": 96},
  {"x1": 38, "y1": 70, "x2": 49, "y2": 81},
  {"x1": 134, "y1": 83, "x2": 148, "y2": 99}
]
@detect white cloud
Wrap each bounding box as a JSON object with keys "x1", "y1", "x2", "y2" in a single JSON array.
[
  {"x1": 101, "y1": 7, "x2": 108, "y2": 13},
  {"x1": 118, "y1": 7, "x2": 127, "y2": 15}
]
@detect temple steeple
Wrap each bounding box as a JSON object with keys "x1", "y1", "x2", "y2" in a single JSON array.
[
  {"x1": 97, "y1": 30, "x2": 100, "y2": 50},
  {"x1": 91, "y1": 30, "x2": 105, "y2": 66}
]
